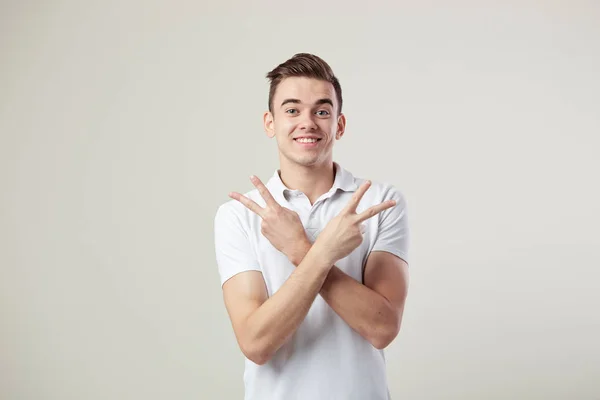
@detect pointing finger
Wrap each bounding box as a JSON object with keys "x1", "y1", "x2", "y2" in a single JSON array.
[
  {"x1": 355, "y1": 200, "x2": 396, "y2": 223},
  {"x1": 250, "y1": 175, "x2": 279, "y2": 209},
  {"x1": 229, "y1": 192, "x2": 265, "y2": 218},
  {"x1": 343, "y1": 180, "x2": 372, "y2": 214}
]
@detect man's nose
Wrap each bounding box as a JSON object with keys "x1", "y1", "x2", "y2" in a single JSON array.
[{"x1": 299, "y1": 114, "x2": 318, "y2": 131}]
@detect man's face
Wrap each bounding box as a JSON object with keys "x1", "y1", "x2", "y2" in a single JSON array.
[{"x1": 264, "y1": 77, "x2": 345, "y2": 168}]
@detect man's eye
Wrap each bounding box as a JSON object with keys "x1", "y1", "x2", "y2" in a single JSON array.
[
  {"x1": 286, "y1": 109, "x2": 297, "y2": 114},
  {"x1": 316, "y1": 110, "x2": 330, "y2": 116}
]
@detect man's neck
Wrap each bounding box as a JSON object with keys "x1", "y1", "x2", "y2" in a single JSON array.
[{"x1": 278, "y1": 159, "x2": 336, "y2": 205}]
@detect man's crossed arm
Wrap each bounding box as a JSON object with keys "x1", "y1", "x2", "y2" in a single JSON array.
[
  {"x1": 290, "y1": 240, "x2": 409, "y2": 350},
  {"x1": 222, "y1": 176, "x2": 408, "y2": 364}
]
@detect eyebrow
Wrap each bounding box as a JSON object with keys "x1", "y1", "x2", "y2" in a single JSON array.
[{"x1": 280, "y1": 98, "x2": 334, "y2": 108}]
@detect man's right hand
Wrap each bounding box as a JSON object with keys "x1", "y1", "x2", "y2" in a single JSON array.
[{"x1": 313, "y1": 180, "x2": 397, "y2": 265}]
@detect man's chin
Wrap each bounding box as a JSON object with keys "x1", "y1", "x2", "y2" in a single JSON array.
[
  {"x1": 291, "y1": 156, "x2": 325, "y2": 168},
  {"x1": 279, "y1": 148, "x2": 331, "y2": 168}
]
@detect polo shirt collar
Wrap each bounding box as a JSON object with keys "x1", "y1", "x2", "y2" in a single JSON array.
[{"x1": 267, "y1": 162, "x2": 358, "y2": 200}]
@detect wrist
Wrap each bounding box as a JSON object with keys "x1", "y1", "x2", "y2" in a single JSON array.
[
  {"x1": 303, "y1": 244, "x2": 335, "y2": 272},
  {"x1": 288, "y1": 238, "x2": 312, "y2": 266},
  {"x1": 310, "y1": 239, "x2": 337, "y2": 268}
]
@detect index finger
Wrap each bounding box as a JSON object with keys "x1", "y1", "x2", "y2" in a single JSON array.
[
  {"x1": 342, "y1": 180, "x2": 372, "y2": 214},
  {"x1": 229, "y1": 191, "x2": 265, "y2": 218},
  {"x1": 355, "y1": 199, "x2": 396, "y2": 222},
  {"x1": 250, "y1": 175, "x2": 279, "y2": 209}
]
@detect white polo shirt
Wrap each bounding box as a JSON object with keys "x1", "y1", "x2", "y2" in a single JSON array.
[{"x1": 214, "y1": 162, "x2": 410, "y2": 400}]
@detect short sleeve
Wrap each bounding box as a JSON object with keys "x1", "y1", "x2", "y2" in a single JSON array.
[
  {"x1": 214, "y1": 203, "x2": 262, "y2": 286},
  {"x1": 370, "y1": 187, "x2": 410, "y2": 265}
]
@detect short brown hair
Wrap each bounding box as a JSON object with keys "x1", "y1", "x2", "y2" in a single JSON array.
[{"x1": 266, "y1": 53, "x2": 343, "y2": 115}]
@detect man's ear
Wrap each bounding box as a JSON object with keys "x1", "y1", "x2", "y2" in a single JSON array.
[
  {"x1": 336, "y1": 113, "x2": 346, "y2": 140},
  {"x1": 264, "y1": 111, "x2": 275, "y2": 138}
]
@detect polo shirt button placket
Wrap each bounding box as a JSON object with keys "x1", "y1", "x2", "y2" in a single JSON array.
[{"x1": 306, "y1": 211, "x2": 319, "y2": 241}]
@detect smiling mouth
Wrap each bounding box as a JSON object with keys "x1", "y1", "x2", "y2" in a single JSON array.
[{"x1": 293, "y1": 138, "x2": 322, "y2": 143}]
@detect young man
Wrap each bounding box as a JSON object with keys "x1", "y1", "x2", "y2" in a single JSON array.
[{"x1": 214, "y1": 53, "x2": 410, "y2": 400}]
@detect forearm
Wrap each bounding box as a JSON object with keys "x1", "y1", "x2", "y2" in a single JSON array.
[
  {"x1": 291, "y1": 243, "x2": 400, "y2": 349},
  {"x1": 320, "y1": 266, "x2": 400, "y2": 349},
  {"x1": 243, "y1": 245, "x2": 332, "y2": 364}
]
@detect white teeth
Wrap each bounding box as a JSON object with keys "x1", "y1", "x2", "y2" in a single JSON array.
[{"x1": 296, "y1": 138, "x2": 318, "y2": 143}]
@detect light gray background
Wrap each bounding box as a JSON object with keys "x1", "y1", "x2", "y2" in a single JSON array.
[{"x1": 1, "y1": 1, "x2": 599, "y2": 399}]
